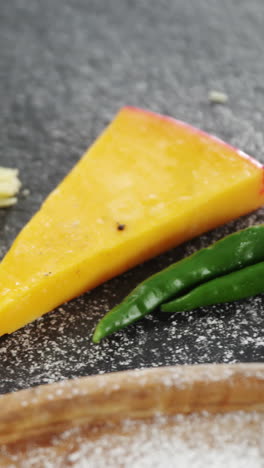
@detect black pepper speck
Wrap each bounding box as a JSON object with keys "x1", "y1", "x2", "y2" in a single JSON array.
[{"x1": 117, "y1": 223, "x2": 126, "y2": 231}]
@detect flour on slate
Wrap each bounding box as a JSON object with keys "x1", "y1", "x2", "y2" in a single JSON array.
[
  {"x1": 0, "y1": 211, "x2": 263, "y2": 393},
  {"x1": 1, "y1": 0, "x2": 264, "y2": 393}
]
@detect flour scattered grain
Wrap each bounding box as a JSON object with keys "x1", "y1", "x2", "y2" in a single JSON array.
[{"x1": 0, "y1": 212, "x2": 264, "y2": 393}]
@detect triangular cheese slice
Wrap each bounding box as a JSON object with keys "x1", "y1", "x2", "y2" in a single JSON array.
[{"x1": 0, "y1": 107, "x2": 263, "y2": 335}]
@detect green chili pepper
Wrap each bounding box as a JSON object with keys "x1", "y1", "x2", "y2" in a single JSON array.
[
  {"x1": 161, "y1": 261, "x2": 264, "y2": 313},
  {"x1": 92, "y1": 225, "x2": 264, "y2": 343}
]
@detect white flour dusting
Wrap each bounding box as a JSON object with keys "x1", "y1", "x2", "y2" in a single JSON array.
[
  {"x1": 1, "y1": 0, "x2": 264, "y2": 394},
  {"x1": 1, "y1": 411, "x2": 263, "y2": 467},
  {"x1": 0, "y1": 211, "x2": 264, "y2": 393}
]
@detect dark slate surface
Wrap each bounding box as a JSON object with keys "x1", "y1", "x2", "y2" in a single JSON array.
[{"x1": 0, "y1": 0, "x2": 264, "y2": 393}]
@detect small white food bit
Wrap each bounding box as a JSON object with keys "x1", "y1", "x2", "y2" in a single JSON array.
[
  {"x1": 22, "y1": 188, "x2": 30, "y2": 197},
  {"x1": 0, "y1": 167, "x2": 22, "y2": 208},
  {"x1": 208, "y1": 91, "x2": 229, "y2": 104}
]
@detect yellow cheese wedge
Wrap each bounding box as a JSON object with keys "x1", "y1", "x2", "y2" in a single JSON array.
[{"x1": 0, "y1": 107, "x2": 264, "y2": 336}]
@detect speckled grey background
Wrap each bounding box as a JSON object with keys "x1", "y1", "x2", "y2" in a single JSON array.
[{"x1": 0, "y1": 0, "x2": 264, "y2": 393}]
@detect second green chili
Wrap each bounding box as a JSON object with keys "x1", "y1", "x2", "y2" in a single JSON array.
[{"x1": 161, "y1": 261, "x2": 264, "y2": 313}]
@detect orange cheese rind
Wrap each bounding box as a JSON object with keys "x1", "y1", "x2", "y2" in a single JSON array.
[{"x1": 126, "y1": 105, "x2": 264, "y2": 171}]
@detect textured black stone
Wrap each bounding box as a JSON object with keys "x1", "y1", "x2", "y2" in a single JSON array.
[{"x1": 0, "y1": 0, "x2": 263, "y2": 393}]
